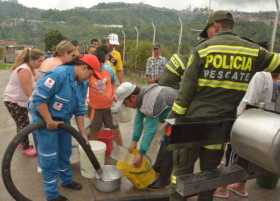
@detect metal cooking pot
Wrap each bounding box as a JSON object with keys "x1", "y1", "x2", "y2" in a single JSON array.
[
  {"x1": 94, "y1": 165, "x2": 122, "y2": 192},
  {"x1": 231, "y1": 108, "x2": 280, "y2": 175}
]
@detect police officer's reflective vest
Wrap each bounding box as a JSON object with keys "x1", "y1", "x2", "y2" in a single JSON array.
[
  {"x1": 165, "y1": 54, "x2": 185, "y2": 77},
  {"x1": 158, "y1": 54, "x2": 185, "y2": 89},
  {"x1": 172, "y1": 32, "x2": 280, "y2": 120}
]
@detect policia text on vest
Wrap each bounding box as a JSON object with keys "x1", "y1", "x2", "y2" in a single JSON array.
[
  {"x1": 172, "y1": 32, "x2": 280, "y2": 118},
  {"x1": 201, "y1": 45, "x2": 255, "y2": 84}
]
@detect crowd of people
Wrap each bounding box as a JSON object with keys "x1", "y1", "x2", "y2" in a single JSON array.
[
  {"x1": 3, "y1": 33, "x2": 126, "y2": 201},
  {"x1": 3, "y1": 10, "x2": 280, "y2": 201}
]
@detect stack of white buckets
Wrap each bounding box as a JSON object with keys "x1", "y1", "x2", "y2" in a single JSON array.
[{"x1": 71, "y1": 140, "x2": 106, "y2": 179}]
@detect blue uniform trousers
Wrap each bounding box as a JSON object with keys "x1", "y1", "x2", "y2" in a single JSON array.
[{"x1": 35, "y1": 128, "x2": 72, "y2": 201}]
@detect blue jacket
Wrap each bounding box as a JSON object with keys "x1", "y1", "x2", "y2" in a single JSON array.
[{"x1": 30, "y1": 65, "x2": 87, "y2": 122}]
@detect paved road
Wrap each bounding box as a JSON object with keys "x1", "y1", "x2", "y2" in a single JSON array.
[{"x1": 0, "y1": 70, "x2": 280, "y2": 201}]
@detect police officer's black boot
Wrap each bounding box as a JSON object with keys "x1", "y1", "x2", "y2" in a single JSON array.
[{"x1": 48, "y1": 195, "x2": 69, "y2": 201}]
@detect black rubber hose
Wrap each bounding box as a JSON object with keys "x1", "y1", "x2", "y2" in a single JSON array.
[{"x1": 1, "y1": 122, "x2": 102, "y2": 201}]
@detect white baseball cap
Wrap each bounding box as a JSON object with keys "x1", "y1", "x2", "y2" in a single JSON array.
[
  {"x1": 108, "y1": 33, "x2": 120, "y2": 45},
  {"x1": 111, "y1": 82, "x2": 136, "y2": 113}
]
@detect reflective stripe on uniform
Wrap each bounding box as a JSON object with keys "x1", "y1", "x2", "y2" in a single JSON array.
[
  {"x1": 186, "y1": 54, "x2": 193, "y2": 68},
  {"x1": 203, "y1": 144, "x2": 223, "y2": 150},
  {"x1": 39, "y1": 151, "x2": 57, "y2": 157},
  {"x1": 55, "y1": 95, "x2": 70, "y2": 102},
  {"x1": 265, "y1": 53, "x2": 280, "y2": 72},
  {"x1": 44, "y1": 179, "x2": 57, "y2": 184},
  {"x1": 172, "y1": 54, "x2": 185, "y2": 70},
  {"x1": 198, "y1": 45, "x2": 259, "y2": 58},
  {"x1": 166, "y1": 54, "x2": 185, "y2": 76},
  {"x1": 166, "y1": 64, "x2": 181, "y2": 76},
  {"x1": 36, "y1": 91, "x2": 47, "y2": 99},
  {"x1": 171, "y1": 175, "x2": 176, "y2": 184},
  {"x1": 198, "y1": 78, "x2": 248, "y2": 91},
  {"x1": 172, "y1": 102, "x2": 187, "y2": 115}
]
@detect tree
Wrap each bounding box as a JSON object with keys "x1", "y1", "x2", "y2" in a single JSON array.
[{"x1": 44, "y1": 30, "x2": 66, "y2": 51}]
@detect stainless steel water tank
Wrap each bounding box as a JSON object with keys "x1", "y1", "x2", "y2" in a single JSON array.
[{"x1": 231, "y1": 108, "x2": 280, "y2": 175}]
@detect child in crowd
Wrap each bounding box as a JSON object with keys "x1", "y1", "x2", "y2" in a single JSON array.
[{"x1": 88, "y1": 46, "x2": 120, "y2": 146}]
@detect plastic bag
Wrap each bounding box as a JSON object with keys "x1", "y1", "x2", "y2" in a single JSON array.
[{"x1": 116, "y1": 149, "x2": 156, "y2": 189}]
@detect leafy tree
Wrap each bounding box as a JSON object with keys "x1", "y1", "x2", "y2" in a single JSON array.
[
  {"x1": 44, "y1": 30, "x2": 66, "y2": 51},
  {"x1": 2, "y1": 1, "x2": 280, "y2": 62}
]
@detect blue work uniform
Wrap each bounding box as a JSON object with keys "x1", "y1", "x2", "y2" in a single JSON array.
[{"x1": 29, "y1": 65, "x2": 87, "y2": 201}]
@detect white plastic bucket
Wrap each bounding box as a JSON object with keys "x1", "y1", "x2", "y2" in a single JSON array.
[{"x1": 79, "y1": 140, "x2": 106, "y2": 178}]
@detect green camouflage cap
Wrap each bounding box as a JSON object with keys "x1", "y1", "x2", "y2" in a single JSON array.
[{"x1": 199, "y1": 10, "x2": 234, "y2": 38}]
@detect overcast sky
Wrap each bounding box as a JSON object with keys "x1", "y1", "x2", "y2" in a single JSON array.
[{"x1": 17, "y1": 0, "x2": 276, "y2": 12}]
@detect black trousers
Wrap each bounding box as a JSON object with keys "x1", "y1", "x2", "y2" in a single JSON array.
[
  {"x1": 153, "y1": 140, "x2": 173, "y2": 186},
  {"x1": 170, "y1": 144, "x2": 224, "y2": 201},
  {"x1": 4, "y1": 101, "x2": 30, "y2": 149}
]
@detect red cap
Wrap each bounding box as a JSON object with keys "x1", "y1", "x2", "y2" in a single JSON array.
[{"x1": 79, "y1": 54, "x2": 101, "y2": 79}]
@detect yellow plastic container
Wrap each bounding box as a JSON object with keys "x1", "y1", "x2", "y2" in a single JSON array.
[{"x1": 116, "y1": 149, "x2": 156, "y2": 189}]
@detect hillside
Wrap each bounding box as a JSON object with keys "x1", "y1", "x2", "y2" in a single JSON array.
[{"x1": 0, "y1": 1, "x2": 279, "y2": 56}]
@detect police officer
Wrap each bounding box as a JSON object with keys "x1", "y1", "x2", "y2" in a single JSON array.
[
  {"x1": 152, "y1": 24, "x2": 212, "y2": 189},
  {"x1": 170, "y1": 10, "x2": 280, "y2": 201},
  {"x1": 147, "y1": 54, "x2": 185, "y2": 188},
  {"x1": 30, "y1": 55, "x2": 101, "y2": 201}
]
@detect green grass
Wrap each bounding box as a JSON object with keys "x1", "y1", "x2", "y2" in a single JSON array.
[
  {"x1": 125, "y1": 69, "x2": 146, "y2": 86},
  {"x1": 0, "y1": 63, "x2": 11, "y2": 70}
]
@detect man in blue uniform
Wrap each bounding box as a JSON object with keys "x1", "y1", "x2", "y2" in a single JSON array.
[{"x1": 29, "y1": 55, "x2": 101, "y2": 201}]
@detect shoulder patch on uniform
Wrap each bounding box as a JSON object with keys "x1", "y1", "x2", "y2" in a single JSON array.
[
  {"x1": 53, "y1": 102, "x2": 63, "y2": 111},
  {"x1": 44, "y1": 77, "x2": 55, "y2": 89}
]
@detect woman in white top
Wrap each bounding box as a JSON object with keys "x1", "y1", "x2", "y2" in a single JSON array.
[
  {"x1": 37, "y1": 40, "x2": 76, "y2": 79},
  {"x1": 3, "y1": 48, "x2": 44, "y2": 157}
]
